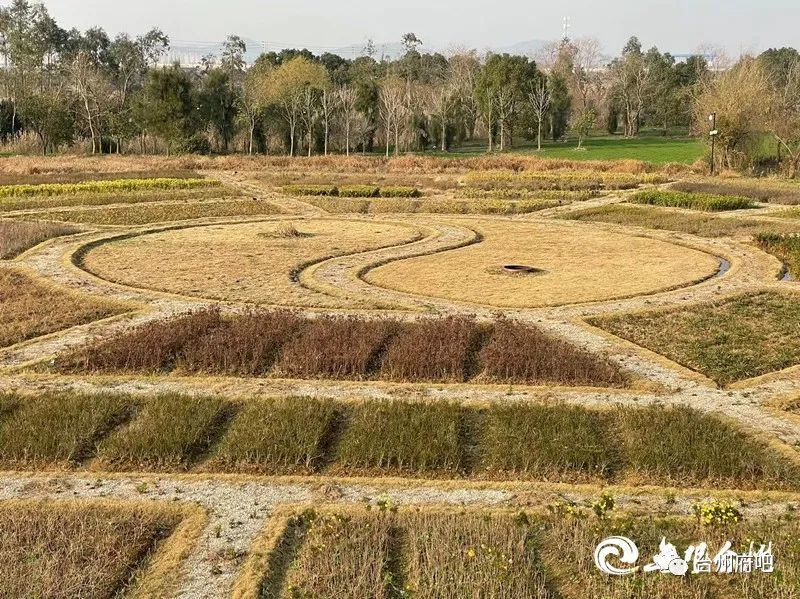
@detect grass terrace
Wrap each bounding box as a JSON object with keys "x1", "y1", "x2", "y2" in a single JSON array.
[
  {"x1": 0, "y1": 268, "x2": 128, "y2": 349},
  {"x1": 253, "y1": 506, "x2": 800, "y2": 598},
  {"x1": 22, "y1": 198, "x2": 282, "y2": 226},
  {"x1": 592, "y1": 292, "x2": 800, "y2": 385},
  {"x1": 628, "y1": 189, "x2": 758, "y2": 211},
  {"x1": 674, "y1": 177, "x2": 800, "y2": 205},
  {"x1": 303, "y1": 196, "x2": 562, "y2": 215},
  {"x1": 755, "y1": 233, "x2": 800, "y2": 277},
  {"x1": 0, "y1": 177, "x2": 220, "y2": 199}
]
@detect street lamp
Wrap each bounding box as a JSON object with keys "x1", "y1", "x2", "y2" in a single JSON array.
[{"x1": 708, "y1": 112, "x2": 718, "y2": 176}]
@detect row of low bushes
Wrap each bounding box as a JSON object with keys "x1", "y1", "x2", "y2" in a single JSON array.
[
  {"x1": 282, "y1": 184, "x2": 422, "y2": 198},
  {"x1": 56, "y1": 311, "x2": 628, "y2": 387},
  {"x1": 304, "y1": 196, "x2": 560, "y2": 215},
  {"x1": 0, "y1": 177, "x2": 221, "y2": 199},
  {"x1": 628, "y1": 189, "x2": 758, "y2": 211},
  {"x1": 0, "y1": 392, "x2": 795, "y2": 490}
]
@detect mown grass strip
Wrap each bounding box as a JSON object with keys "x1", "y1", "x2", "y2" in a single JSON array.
[
  {"x1": 629, "y1": 189, "x2": 757, "y2": 211},
  {"x1": 95, "y1": 394, "x2": 232, "y2": 472},
  {"x1": 0, "y1": 177, "x2": 220, "y2": 198}
]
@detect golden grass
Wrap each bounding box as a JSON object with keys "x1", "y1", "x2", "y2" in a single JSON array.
[
  {"x1": 81, "y1": 219, "x2": 422, "y2": 308},
  {"x1": 560, "y1": 204, "x2": 800, "y2": 237},
  {"x1": 0, "y1": 268, "x2": 128, "y2": 348},
  {"x1": 305, "y1": 195, "x2": 561, "y2": 215},
  {"x1": 0, "y1": 177, "x2": 220, "y2": 199},
  {"x1": 23, "y1": 198, "x2": 282, "y2": 225},
  {"x1": 0, "y1": 499, "x2": 182, "y2": 599},
  {"x1": 366, "y1": 220, "x2": 720, "y2": 308},
  {"x1": 0, "y1": 219, "x2": 79, "y2": 258}
]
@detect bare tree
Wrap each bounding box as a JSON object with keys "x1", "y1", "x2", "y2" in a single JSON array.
[
  {"x1": 336, "y1": 84, "x2": 358, "y2": 155},
  {"x1": 320, "y1": 88, "x2": 336, "y2": 155},
  {"x1": 379, "y1": 77, "x2": 405, "y2": 156},
  {"x1": 527, "y1": 79, "x2": 551, "y2": 150},
  {"x1": 768, "y1": 57, "x2": 800, "y2": 176},
  {"x1": 429, "y1": 79, "x2": 458, "y2": 151}
]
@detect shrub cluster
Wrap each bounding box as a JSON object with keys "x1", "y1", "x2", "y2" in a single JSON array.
[
  {"x1": 0, "y1": 177, "x2": 219, "y2": 198},
  {"x1": 59, "y1": 311, "x2": 628, "y2": 387},
  {"x1": 282, "y1": 184, "x2": 421, "y2": 198},
  {"x1": 674, "y1": 178, "x2": 800, "y2": 205},
  {"x1": 629, "y1": 189, "x2": 757, "y2": 211}
]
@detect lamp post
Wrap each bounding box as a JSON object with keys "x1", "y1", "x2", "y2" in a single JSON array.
[{"x1": 709, "y1": 112, "x2": 717, "y2": 176}]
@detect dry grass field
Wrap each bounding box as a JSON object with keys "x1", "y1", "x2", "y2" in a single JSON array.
[
  {"x1": 560, "y1": 204, "x2": 800, "y2": 237},
  {"x1": 0, "y1": 268, "x2": 128, "y2": 349},
  {"x1": 80, "y1": 219, "x2": 423, "y2": 307},
  {"x1": 366, "y1": 219, "x2": 721, "y2": 307},
  {"x1": 0, "y1": 219, "x2": 79, "y2": 258},
  {"x1": 253, "y1": 506, "x2": 800, "y2": 599},
  {"x1": 4, "y1": 154, "x2": 800, "y2": 596},
  {"x1": 0, "y1": 499, "x2": 182, "y2": 599}
]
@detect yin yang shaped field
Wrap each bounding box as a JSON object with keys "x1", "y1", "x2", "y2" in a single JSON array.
[{"x1": 365, "y1": 219, "x2": 722, "y2": 308}]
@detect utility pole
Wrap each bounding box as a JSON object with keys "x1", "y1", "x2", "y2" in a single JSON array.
[{"x1": 709, "y1": 112, "x2": 717, "y2": 176}]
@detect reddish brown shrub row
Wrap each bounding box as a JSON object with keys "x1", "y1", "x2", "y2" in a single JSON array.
[
  {"x1": 180, "y1": 310, "x2": 303, "y2": 376},
  {"x1": 60, "y1": 309, "x2": 223, "y2": 373},
  {"x1": 480, "y1": 319, "x2": 628, "y2": 387},
  {"x1": 61, "y1": 311, "x2": 627, "y2": 387},
  {"x1": 380, "y1": 317, "x2": 480, "y2": 383},
  {"x1": 277, "y1": 316, "x2": 396, "y2": 379}
]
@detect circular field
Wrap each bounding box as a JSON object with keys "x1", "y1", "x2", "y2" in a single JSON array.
[
  {"x1": 365, "y1": 219, "x2": 722, "y2": 308},
  {"x1": 81, "y1": 219, "x2": 422, "y2": 308}
]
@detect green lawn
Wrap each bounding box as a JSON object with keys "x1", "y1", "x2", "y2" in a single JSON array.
[{"x1": 427, "y1": 132, "x2": 706, "y2": 165}]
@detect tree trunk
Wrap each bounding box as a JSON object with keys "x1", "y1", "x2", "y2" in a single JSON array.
[
  {"x1": 441, "y1": 118, "x2": 447, "y2": 152},
  {"x1": 537, "y1": 120, "x2": 542, "y2": 151}
]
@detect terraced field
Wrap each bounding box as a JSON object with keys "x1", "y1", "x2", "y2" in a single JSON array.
[{"x1": 1, "y1": 155, "x2": 799, "y2": 598}]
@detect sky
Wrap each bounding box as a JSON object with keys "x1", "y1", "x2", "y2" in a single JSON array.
[{"x1": 38, "y1": 0, "x2": 800, "y2": 57}]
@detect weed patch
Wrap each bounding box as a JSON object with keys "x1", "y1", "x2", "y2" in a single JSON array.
[{"x1": 0, "y1": 220, "x2": 79, "y2": 259}]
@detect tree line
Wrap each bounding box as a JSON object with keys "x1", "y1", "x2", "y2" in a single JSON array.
[{"x1": 2, "y1": 0, "x2": 799, "y2": 173}]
